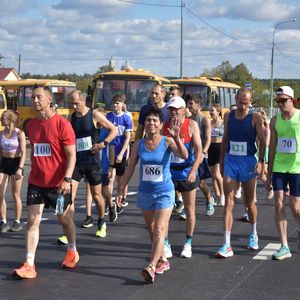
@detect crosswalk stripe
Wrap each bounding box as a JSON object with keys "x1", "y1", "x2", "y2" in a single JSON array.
[{"x1": 253, "y1": 243, "x2": 281, "y2": 260}]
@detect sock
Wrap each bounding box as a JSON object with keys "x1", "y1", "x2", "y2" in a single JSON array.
[
  {"x1": 164, "y1": 237, "x2": 170, "y2": 246},
  {"x1": 97, "y1": 218, "x2": 104, "y2": 229},
  {"x1": 251, "y1": 223, "x2": 257, "y2": 236},
  {"x1": 224, "y1": 231, "x2": 231, "y2": 246},
  {"x1": 67, "y1": 242, "x2": 77, "y2": 252},
  {"x1": 185, "y1": 234, "x2": 192, "y2": 245},
  {"x1": 26, "y1": 253, "x2": 35, "y2": 267},
  {"x1": 15, "y1": 220, "x2": 20, "y2": 223},
  {"x1": 2, "y1": 219, "x2": 7, "y2": 224}
]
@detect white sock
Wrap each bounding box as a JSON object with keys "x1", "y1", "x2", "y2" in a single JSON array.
[
  {"x1": 15, "y1": 220, "x2": 20, "y2": 223},
  {"x1": 26, "y1": 253, "x2": 35, "y2": 267},
  {"x1": 251, "y1": 223, "x2": 257, "y2": 236},
  {"x1": 68, "y1": 242, "x2": 77, "y2": 251},
  {"x1": 224, "y1": 231, "x2": 231, "y2": 246},
  {"x1": 2, "y1": 219, "x2": 7, "y2": 224}
]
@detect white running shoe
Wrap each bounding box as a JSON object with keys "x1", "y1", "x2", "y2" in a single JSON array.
[
  {"x1": 235, "y1": 187, "x2": 242, "y2": 199},
  {"x1": 180, "y1": 243, "x2": 192, "y2": 258},
  {"x1": 164, "y1": 244, "x2": 173, "y2": 259},
  {"x1": 220, "y1": 194, "x2": 225, "y2": 206}
]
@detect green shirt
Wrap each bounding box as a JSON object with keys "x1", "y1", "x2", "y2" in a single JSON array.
[{"x1": 274, "y1": 109, "x2": 300, "y2": 173}]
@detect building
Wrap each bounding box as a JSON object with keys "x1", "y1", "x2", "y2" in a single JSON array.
[{"x1": 0, "y1": 68, "x2": 20, "y2": 81}]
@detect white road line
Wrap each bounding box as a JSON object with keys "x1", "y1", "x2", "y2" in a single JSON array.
[
  {"x1": 24, "y1": 218, "x2": 48, "y2": 224},
  {"x1": 253, "y1": 243, "x2": 281, "y2": 260}
]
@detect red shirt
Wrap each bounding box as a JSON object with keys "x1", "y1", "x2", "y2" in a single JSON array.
[{"x1": 27, "y1": 114, "x2": 75, "y2": 188}]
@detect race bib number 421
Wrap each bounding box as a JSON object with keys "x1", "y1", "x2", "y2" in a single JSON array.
[
  {"x1": 34, "y1": 143, "x2": 51, "y2": 157},
  {"x1": 142, "y1": 165, "x2": 163, "y2": 182},
  {"x1": 229, "y1": 141, "x2": 247, "y2": 156}
]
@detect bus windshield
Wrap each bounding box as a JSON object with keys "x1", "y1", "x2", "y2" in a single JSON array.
[
  {"x1": 0, "y1": 93, "x2": 5, "y2": 109},
  {"x1": 181, "y1": 85, "x2": 210, "y2": 110},
  {"x1": 18, "y1": 86, "x2": 75, "y2": 108},
  {"x1": 95, "y1": 79, "x2": 157, "y2": 111}
]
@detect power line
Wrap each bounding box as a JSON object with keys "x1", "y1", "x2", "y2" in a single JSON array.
[
  {"x1": 117, "y1": 0, "x2": 180, "y2": 7},
  {"x1": 274, "y1": 44, "x2": 300, "y2": 65}
]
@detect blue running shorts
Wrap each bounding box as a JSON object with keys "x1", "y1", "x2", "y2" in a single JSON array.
[
  {"x1": 272, "y1": 172, "x2": 300, "y2": 197},
  {"x1": 137, "y1": 190, "x2": 175, "y2": 211}
]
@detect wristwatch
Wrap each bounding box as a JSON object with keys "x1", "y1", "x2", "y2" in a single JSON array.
[
  {"x1": 258, "y1": 158, "x2": 264, "y2": 163},
  {"x1": 103, "y1": 140, "x2": 109, "y2": 147},
  {"x1": 64, "y1": 177, "x2": 72, "y2": 183}
]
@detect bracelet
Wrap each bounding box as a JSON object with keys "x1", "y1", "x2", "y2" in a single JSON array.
[{"x1": 202, "y1": 151, "x2": 206, "y2": 155}]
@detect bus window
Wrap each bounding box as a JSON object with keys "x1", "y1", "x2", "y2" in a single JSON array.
[
  {"x1": 230, "y1": 88, "x2": 237, "y2": 106},
  {"x1": 0, "y1": 93, "x2": 4, "y2": 109},
  {"x1": 51, "y1": 86, "x2": 74, "y2": 108},
  {"x1": 224, "y1": 88, "x2": 231, "y2": 108},
  {"x1": 183, "y1": 86, "x2": 210, "y2": 109},
  {"x1": 218, "y1": 87, "x2": 225, "y2": 107},
  {"x1": 18, "y1": 86, "x2": 34, "y2": 106}
]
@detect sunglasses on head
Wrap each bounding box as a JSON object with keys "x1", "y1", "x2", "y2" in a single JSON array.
[{"x1": 276, "y1": 97, "x2": 290, "y2": 104}]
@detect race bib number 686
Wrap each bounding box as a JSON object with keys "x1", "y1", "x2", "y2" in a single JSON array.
[{"x1": 142, "y1": 165, "x2": 163, "y2": 182}]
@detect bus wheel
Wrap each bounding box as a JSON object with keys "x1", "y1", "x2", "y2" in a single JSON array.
[{"x1": 22, "y1": 118, "x2": 31, "y2": 136}]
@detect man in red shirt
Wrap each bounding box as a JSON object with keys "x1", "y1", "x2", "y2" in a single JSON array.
[{"x1": 13, "y1": 86, "x2": 77, "y2": 279}]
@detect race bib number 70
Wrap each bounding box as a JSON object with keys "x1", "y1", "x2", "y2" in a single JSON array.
[
  {"x1": 277, "y1": 137, "x2": 297, "y2": 153},
  {"x1": 34, "y1": 143, "x2": 51, "y2": 157}
]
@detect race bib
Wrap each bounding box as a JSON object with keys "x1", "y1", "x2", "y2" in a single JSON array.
[
  {"x1": 34, "y1": 143, "x2": 51, "y2": 157},
  {"x1": 170, "y1": 152, "x2": 185, "y2": 164},
  {"x1": 76, "y1": 136, "x2": 92, "y2": 152},
  {"x1": 229, "y1": 141, "x2": 247, "y2": 156},
  {"x1": 142, "y1": 165, "x2": 163, "y2": 182},
  {"x1": 211, "y1": 128, "x2": 220, "y2": 137},
  {"x1": 277, "y1": 137, "x2": 297, "y2": 153}
]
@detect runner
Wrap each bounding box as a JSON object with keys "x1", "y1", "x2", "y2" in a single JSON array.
[
  {"x1": 163, "y1": 96, "x2": 202, "y2": 258},
  {"x1": 69, "y1": 89, "x2": 117, "y2": 238},
  {"x1": 116, "y1": 107, "x2": 188, "y2": 283},
  {"x1": 266, "y1": 86, "x2": 300, "y2": 260},
  {"x1": 13, "y1": 85, "x2": 77, "y2": 279},
  {"x1": 0, "y1": 110, "x2": 26, "y2": 233},
  {"x1": 216, "y1": 88, "x2": 266, "y2": 258}
]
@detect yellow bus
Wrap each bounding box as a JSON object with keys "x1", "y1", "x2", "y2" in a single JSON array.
[
  {"x1": 0, "y1": 79, "x2": 76, "y2": 130},
  {"x1": 0, "y1": 86, "x2": 8, "y2": 129},
  {"x1": 171, "y1": 76, "x2": 240, "y2": 115},
  {"x1": 91, "y1": 69, "x2": 170, "y2": 138}
]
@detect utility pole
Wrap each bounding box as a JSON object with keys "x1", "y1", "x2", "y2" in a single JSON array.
[
  {"x1": 18, "y1": 54, "x2": 21, "y2": 75},
  {"x1": 0, "y1": 54, "x2": 4, "y2": 67},
  {"x1": 180, "y1": 0, "x2": 184, "y2": 78}
]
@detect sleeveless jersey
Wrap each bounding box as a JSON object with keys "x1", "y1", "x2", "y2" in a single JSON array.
[
  {"x1": 190, "y1": 114, "x2": 207, "y2": 147},
  {"x1": 273, "y1": 110, "x2": 300, "y2": 173},
  {"x1": 211, "y1": 123, "x2": 224, "y2": 137},
  {"x1": 226, "y1": 110, "x2": 257, "y2": 156},
  {"x1": 138, "y1": 136, "x2": 174, "y2": 193},
  {"x1": 0, "y1": 129, "x2": 21, "y2": 154},
  {"x1": 162, "y1": 118, "x2": 196, "y2": 180},
  {"x1": 71, "y1": 109, "x2": 100, "y2": 165}
]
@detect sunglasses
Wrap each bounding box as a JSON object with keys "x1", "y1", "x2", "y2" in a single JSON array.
[{"x1": 276, "y1": 97, "x2": 290, "y2": 104}]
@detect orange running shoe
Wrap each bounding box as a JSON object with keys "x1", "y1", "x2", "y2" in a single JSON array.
[
  {"x1": 13, "y1": 262, "x2": 37, "y2": 279},
  {"x1": 62, "y1": 250, "x2": 79, "y2": 268}
]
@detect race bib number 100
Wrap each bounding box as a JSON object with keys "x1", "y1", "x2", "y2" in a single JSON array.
[
  {"x1": 229, "y1": 141, "x2": 247, "y2": 156},
  {"x1": 277, "y1": 137, "x2": 297, "y2": 153},
  {"x1": 34, "y1": 143, "x2": 51, "y2": 157},
  {"x1": 142, "y1": 165, "x2": 163, "y2": 182}
]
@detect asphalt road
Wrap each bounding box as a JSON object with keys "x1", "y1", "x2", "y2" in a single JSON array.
[{"x1": 0, "y1": 149, "x2": 299, "y2": 300}]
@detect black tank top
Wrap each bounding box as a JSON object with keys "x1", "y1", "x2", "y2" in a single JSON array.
[{"x1": 71, "y1": 109, "x2": 100, "y2": 164}]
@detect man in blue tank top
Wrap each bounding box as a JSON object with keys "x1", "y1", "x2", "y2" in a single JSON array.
[
  {"x1": 216, "y1": 88, "x2": 266, "y2": 258},
  {"x1": 59, "y1": 90, "x2": 117, "y2": 242}
]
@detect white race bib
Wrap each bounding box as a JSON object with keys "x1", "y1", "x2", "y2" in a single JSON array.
[
  {"x1": 277, "y1": 137, "x2": 297, "y2": 153},
  {"x1": 229, "y1": 141, "x2": 247, "y2": 156},
  {"x1": 34, "y1": 143, "x2": 51, "y2": 157},
  {"x1": 76, "y1": 136, "x2": 92, "y2": 152},
  {"x1": 211, "y1": 128, "x2": 220, "y2": 137},
  {"x1": 142, "y1": 165, "x2": 163, "y2": 182}
]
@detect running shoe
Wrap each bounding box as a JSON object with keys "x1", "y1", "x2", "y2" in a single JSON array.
[
  {"x1": 81, "y1": 216, "x2": 94, "y2": 228},
  {"x1": 206, "y1": 201, "x2": 215, "y2": 216},
  {"x1": 180, "y1": 243, "x2": 192, "y2": 258},
  {"x1": 219, "y1": 194, "x2": 225, "y2": 206},
  {"x1": 174, "y1": 198, "x2": 184, "y2": 213},
  {"x1": 0, "y1": 221, "x2": 10, "y2": 233},
  {"x1": 121, "y1": 198, "x2": 129, "y2": 207},
  {"x1": 96, "y1": 223, "x2": 107, "y2": 238},
  {"x1": 235, "y1": 187, "x2": 242, "y2": 199},
  {"x1": 266, "y1": 189, "x2": 274, "y2": 200},
  {"x1": 164, "y1": 243, "x2": 173, "y2": 259},
  {"x1": 13, "y1": 262, "x2": 37, "y2": 279},
  {"x1": 104, "y1": 203, "x2": 109, "y2": 216},
  {"x1": 240, "y1": 211, "x2": 249, "y2": 223},
  {"x1": 57, "y1": 235, "x2": 68, "y2": 245},
  {"x1": 247, "y1": 233, "x2": 259, "y2": 250},
  {"x1": 116, "y1": 205, "x2": 124, "y2": 215},
  {"x1": 178, "y1": 209, "x2": 186, "y2": 220},
  {"x1": 272, "y1": 246, "x2": 292, "y2": 260},
  {"x1": 216, "y1": 244, "x2": 234, "y2": 258},
  {"x1": 155, "y1": 258, "x2": 170, "y2": 275},
  {"x1": 141, "y1": 265, "x2": 155, "y2": 284},
  {"x1": 62, "y1": 250, "x2": 80, "y2": 268},
  {"x1": 109, "y1": 203, "x2": 118, "y2": 222},
  {"x1": 9, "y1": 221, "x2": 22, "y2": 232}
]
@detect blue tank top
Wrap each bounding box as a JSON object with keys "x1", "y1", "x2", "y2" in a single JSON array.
[
  {"x1": 71, "y1": 109, "x2": 100, "y2": 164},
  {"x1": 138, "y1": 136, "x2": 174, "y2": 193},
  {"x1": 226, "y1": 110, "x2": 257, "y2": 156}
]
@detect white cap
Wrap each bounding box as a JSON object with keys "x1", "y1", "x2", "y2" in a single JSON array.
[
  {"x1": 167, "y1": 96, "x2": 186, "y2": 109},
  {"x1": 276, "y1": 86, "x2": 294, "y2": 98}
]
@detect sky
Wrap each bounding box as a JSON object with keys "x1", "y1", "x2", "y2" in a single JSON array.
[{"x1": 0, "y1": 0, "x2": 299, "y2": 79}]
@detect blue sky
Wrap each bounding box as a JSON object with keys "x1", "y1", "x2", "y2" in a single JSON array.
[{"x1": 0, "y1": 0, "x2": 299, "y2": 79}]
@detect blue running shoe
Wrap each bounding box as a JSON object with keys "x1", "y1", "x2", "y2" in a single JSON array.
[
  {"x1": 216, "y1": 244, "x2": 234, "y2": 258},
  {"x1": 206, "y1": 202, "x2": 215, "y2": 216},
  {"x1": 272, "y1": 246, "x2": 292, "y2": 260},
  {"x1": 247, "y1": 233, "x2": 259, "y2": 250}
]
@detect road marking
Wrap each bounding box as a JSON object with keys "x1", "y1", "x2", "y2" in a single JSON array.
[
  {"x1": 24, "y1": 218, "x2": 48, "y2": 224},
  {"x1": 253, "y1": 243, "x2": 281, "y2": 260},
  {"x1": 126, "y1": 191, "x2": 137, "y2": 196},
  {"x1": 79, "y1": 203, "x2": 96, "y2": 208}
]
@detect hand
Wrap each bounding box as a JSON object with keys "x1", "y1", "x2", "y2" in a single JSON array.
[
  {"x1": 265, "y1": 176, "x2": 273, "y2": 192},
  {"x1": 186, "y1": 170, "x2": 196, "y2": 184},
  {"x1": 167, "y1": 117, "x2": 181, "y2": 140},
  {"x1": 58, "y1": 180, "x2": 71, "y2": 195},
  {"x1": 14, "y1": 169, "x2": 23, "y2": 180},
  {"x1": 115, "y1": 154, "x2": 123, "y2": 164},
  {"x1": 115, "y1": 195, "x2": 123, "y2": 207},
  {"x1": 255, "y1": 162, "x2": 262, "y2": 177},
  {"x1": 91, "y1": 143, "x2": 102, "y2": 154}
]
